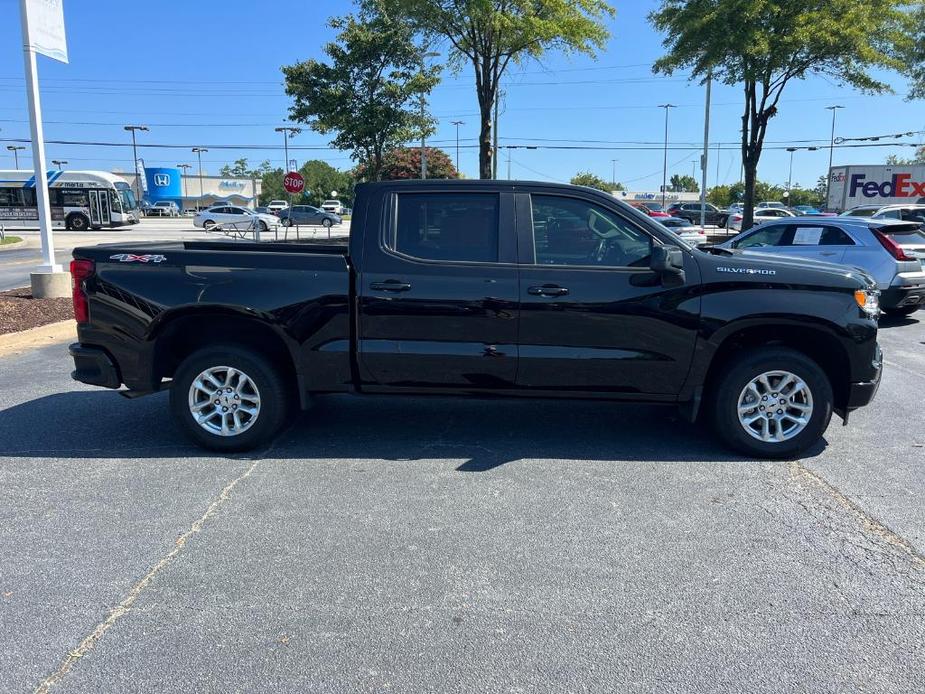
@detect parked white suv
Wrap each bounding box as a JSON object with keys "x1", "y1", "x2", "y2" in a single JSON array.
[
  {"x1": 321, "y1": 199, "x2": 345, "y2": 214},
  {"x1": 267, "y1": 200, "x2": 289, "y2": 215},
  {"x1": 840, "y1": 204, "x2": 925, "y2": 222},
  {"x1": 149, "y1": 201, "x2": 180, "y2": 217}
]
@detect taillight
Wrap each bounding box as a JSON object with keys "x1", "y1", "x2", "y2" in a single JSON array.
[
  {"x1": 733, "y1": 214, "x2": 743, "y2": 221},
  {"x1": 70, "y1": 259, "x2": 94, "y2": 324},
  {"x1": 872, "y1": 229, "x2": 914, "y2": 261}
]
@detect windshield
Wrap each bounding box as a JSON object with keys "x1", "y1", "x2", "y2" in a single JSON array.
[
  {"x1": 120, "y1": 188, "x2": 138, "y2": 211},
  {"x1": 843, "y1": 207, "x2": 877, "y2": 217}
]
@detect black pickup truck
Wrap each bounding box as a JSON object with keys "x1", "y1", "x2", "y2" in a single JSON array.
[{"x1": 69, "y1": 180, "x2": 883, "y2": 458}]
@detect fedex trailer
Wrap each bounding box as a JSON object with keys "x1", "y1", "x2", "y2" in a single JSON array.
[{"x1": 828, "y1": 165, "x2": 925, "y2": 212}]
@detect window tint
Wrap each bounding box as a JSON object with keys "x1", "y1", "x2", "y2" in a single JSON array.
[
  {"x1": 734, "y1": 224, "x2": 790, "y2": 249},
  {"x1": 900, "y1": 208, "x2": 925, "y2": 223},
  {"x1": 531, "y1": 194, "x2": 652, "y2": 267},
  {"x1": 789, "y1": 225, "x2": 853, "y2": 246},
  {"x1": 879, "y1": 209, "x2": 901, "y2": 219},
  {"x1": 0, "y1": 188, "x2": 21, "y2": 206},
  {"x1": 394, "y1": 192, "x2": 499, "y2": 263}
]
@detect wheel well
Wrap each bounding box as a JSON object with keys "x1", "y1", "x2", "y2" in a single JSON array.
[
  {"x1": 702, "y1": 325, "x2": 850, "y2": 412},
  {"x1": 152, "y1": 314, "x2": 298, "y2": 394}
]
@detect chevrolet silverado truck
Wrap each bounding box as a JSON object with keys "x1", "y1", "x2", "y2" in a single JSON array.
[{"x1": 68, "y1": 180, "x2": 883, "y2": 458}]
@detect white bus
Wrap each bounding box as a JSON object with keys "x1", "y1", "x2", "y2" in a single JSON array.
[{"x1": 0, "y1": 170, "x2": 140, "y2": 231}]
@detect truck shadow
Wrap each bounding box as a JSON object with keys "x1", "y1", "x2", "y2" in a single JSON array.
[{"x1": 0, "y1": 390, "x2": 826, "y2": 468}]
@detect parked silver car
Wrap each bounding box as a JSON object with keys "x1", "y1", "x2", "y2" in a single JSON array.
[{"x1": 718, "y1": 216, "x2": 925, "y2": 316}]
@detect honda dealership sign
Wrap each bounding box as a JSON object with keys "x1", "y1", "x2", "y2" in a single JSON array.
[{"x1": 23, "y1": 0, "x2": 68, "y2": 63}]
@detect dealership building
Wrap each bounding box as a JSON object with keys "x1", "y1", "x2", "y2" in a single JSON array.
[{"x1": 116, "y1": 167, "x2": 262, "y2": 210}]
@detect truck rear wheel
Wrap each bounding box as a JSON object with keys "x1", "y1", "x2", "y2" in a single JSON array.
[
  {"x1": 711, "y1": 347, "x2": 833, "y2": 459},
  {"x1": 170, "y1": 345, "x2": 290, "y2": 452}
]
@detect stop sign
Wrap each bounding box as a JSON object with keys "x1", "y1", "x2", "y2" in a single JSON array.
[{"x1": 283, "y1": 171, "x2": 304, "y2": 194}]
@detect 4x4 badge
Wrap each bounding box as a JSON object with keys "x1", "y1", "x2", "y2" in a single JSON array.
[{"x1": 109, "y1": 254, "x2": 166, "y2": 263}]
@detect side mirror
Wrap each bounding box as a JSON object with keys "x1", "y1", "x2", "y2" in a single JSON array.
[{"x1": 650, "y1": 245, "x2": 686, "y2": 285}]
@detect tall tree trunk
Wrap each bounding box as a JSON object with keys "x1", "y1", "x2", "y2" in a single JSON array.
[
  {"x1": 740, "y1": 81, "x2": 757, "y2": 230},
  {"x1": 477, "y1": 86, "x2": 494, "y2": 179}
]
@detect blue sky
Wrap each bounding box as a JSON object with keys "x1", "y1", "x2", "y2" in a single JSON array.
[{"x1": 0, "y1": 0, "x2": 922, "y2": 191}]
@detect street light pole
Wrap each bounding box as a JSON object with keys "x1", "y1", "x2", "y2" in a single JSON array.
[
  {"x1": 786, "y1": 147, "x2": 797, "y2": 193},
  {"x1": 451, "y1": 120, "x2": 464, "y2": 176},
  {"x1": 611, "y1": 159, "x2": 618, "y2": 188},
  {"x1": 192, "y1": 147, "x2": 208, "y2": 209},
  {"x1": 124, "y1": 125, "x2": 149, "y2": 204},
  {"x1": 824, "y1": 105, "x2": 844, "y2": 210},
  {"x1": 177, "y1": 163, "x2": 192, "y2": 207},
  {"x1": 7, "y1": 145, "x2": 25, "y2": 169},
  {"x1": 658, "y1": 104, "x2": 676, "y2": 208}
]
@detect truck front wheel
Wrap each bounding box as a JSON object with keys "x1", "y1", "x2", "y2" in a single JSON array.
[
  {"x1": 170, "y1": 345, "x2": 290, "y2": 452},
  {"x1": 711, "y1": 347, "x2": 833, "y2": 459}
]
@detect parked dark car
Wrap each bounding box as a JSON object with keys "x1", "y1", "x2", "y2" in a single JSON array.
[
  {"x1": 69, "y1": 180, "x2": 882, "y2": 459},
  {"x1": 666, "y1": 202, "x2": 729, "y2": 227},
  {"x1": 277, "y1": 205, "x2": 341, "y2": 228}
]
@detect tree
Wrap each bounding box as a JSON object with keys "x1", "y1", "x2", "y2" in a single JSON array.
[
  {"x1": 283, "y1": 7, "x2": 439, "y2": 181},
  {"x1": 651, "y1": 0, "x2": 910, "y2": 230},
  {"x1": 299, "y1": 160, "x2": 354, "y2": 206},
  {"x1": 886, "y1": 146, "x2": 925, "y2": 165},
  {"x1": 670, "y1": 174, "x2": 699, "y2": 193},
  {"x1": 707, "y1": 180, "x2": 786, "y2": 207},
  {"x1": 379, "y1": 0, "x2": 614, "y2": 179},
  {"x1": 902, "y1": 4, "x2": 925, "y2": 99},
  {"x1": 377, "y1": 147, "x2": 458, "y2": 179},
  {"x1": 220, "y1": 158, "x2": 273, "y2": 178},
  {"x1": 570, "y1": 171, "x2": 619, "y2": 192}
]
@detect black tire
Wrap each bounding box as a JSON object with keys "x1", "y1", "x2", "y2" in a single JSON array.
[
  {"x1": 711, "y1": 347, "x2": 833, "y2": 459},
  {"x1": 883, "y1": 306, "x2": 919, "y2": 318},
  {"x1": 281, "y1": 217, "x2": 293, "y2": 227},
  {"x1": 202, "y1": 220, "x2": 215, "y2": 230},
  {"x1": 67, "y1": 213, "x2": 89, "y2": 231},
  {"x1": 257, "y1": 220, "x2": 268, "y2": 232},
  {"x1": 322, "y1": 218, "x2": 333, "y2": 228},
  {"x1": 170, "y1": 345, "x2": 291, "y2": 452}
]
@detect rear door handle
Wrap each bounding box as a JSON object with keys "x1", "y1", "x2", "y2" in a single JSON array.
[
  {"x1": 370, "y1": 280, "x2": 412, "y2": 292},
  {"x1": 528, "y1": 284, "x2": 569, "y2": 297}
]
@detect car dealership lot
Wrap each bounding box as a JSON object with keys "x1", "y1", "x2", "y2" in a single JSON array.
[{"x1": 0, "y1": 316, "x2": 923, "y2": 692}]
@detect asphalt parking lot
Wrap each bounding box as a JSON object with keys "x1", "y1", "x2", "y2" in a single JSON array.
[{"x1": 1, "y1": 313, "x2": 923, "y2": 692}]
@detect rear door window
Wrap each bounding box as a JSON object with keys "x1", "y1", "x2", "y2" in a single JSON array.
[
  {"x1": 734, "y1": 224, "x2": 792, "y2": 249},
  {"x1": 394, "y1": 192, "x2": 500, "y2": 263}
]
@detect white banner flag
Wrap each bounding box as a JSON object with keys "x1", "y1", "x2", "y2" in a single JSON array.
[{"x1": 24, "y1": 0, "x2": 68, "y2": 64}]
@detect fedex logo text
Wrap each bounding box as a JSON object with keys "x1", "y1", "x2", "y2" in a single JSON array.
[{"x1": 849, "y1": 173, "x2": 925, "y2": 199}]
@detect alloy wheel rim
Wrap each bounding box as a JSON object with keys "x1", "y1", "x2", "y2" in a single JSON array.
[
  {"x1": 736, "y1": 370, "x2": 813, "y2": 443},
  {"x1": 188, "y1": 365, "x2": 261, "y2": 437}
]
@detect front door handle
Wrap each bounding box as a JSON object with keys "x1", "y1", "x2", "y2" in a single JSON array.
[
  {"x1": 528, "y1": 284, "x2": 569, "y2": 297},
  {"x1": 370, "y1": 280, "x2": 412, "y2": 292}
]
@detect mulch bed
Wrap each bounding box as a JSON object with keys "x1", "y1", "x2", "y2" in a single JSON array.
[{"x1": 0, "y1": 288, "x2": 73, "y2": 336}]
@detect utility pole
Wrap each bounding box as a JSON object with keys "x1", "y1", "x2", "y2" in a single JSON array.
[
  {"x1": 824, "y1": 105, "x2": 844, "y2": 210},
  {"x1": 177, "y1": 163, "x2": 192, "y2": 207},
  {"x1": 51, "y1": 159, "x2": 67, "y2": 169},
  {"x1": 611, "y1": 159, "x2": 618, "y2": 189},
  {"x1": 451, "y1": 120, "x2": 464, "y2": 176},
  {"x1": 492, "y1": 88, "x2": 502, "y2": 179},
  {"x1": 658, "y1": 104, "x2": 676, "y2": 208},
  {"x1": 192, "y1": 147, "x2": 208, "y2": 209},
  {"x1": 7, "y1": 145, "x2": 25, "y2": 169},
  {"x1": 419, "y1": 96, "x2": 427, "y2": 179},
  {"x1": 700, "y1": 72, "x2": 711, "y2": 229},
  {"x1": 124, "y1": 125, "x2": 148, "y2": 204}
]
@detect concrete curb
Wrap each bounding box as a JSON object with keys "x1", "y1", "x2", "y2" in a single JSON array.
[
  {"x1": 0, "y1": 320, "x2": 76, "y2": 359},
  {"x1": 0, "y1": 238, "x2": 28, "y2": 252}
]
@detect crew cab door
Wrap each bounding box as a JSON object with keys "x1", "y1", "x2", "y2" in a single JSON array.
[
  {"x1": 515, "y1": 191, "x2": 701, "y2": 396},
  {"x1": 357, "y1": 188, "x2": 519, "y2": 391}
]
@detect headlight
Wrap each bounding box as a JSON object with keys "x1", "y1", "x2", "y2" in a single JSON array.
[{"x1": 854, "y1": 289, "x2": 880, "y2": 317}]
